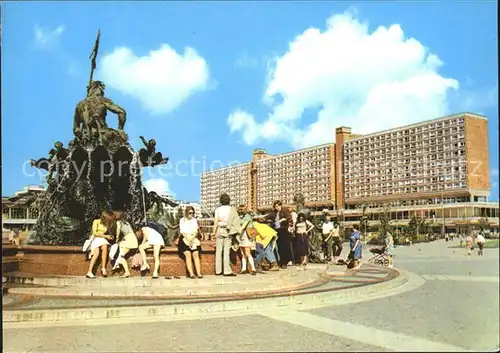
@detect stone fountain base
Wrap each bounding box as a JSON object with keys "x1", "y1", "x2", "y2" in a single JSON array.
[{"x1": 2, "y1": 242, "x2": 241, "y2": 277}]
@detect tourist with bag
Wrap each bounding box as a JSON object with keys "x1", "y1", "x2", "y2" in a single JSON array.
[
  {"x1": 266, "y1": 200, "x2": 294, "y2": 269},
  {"x1": 237, "y1": 205, "x2": 256, "y2": 275},
  {"x1": 111, "y1": 210, "x2": 138, "y2": 278},
  {"x1": 86, "y1": 211, "x2": 119, "y2": 278},
  {"x1": 178, "y1": 206, "x2": 203, "y2": 279}
]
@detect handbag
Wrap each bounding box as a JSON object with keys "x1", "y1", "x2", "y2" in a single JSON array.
[
  {"x1": 109, "y1": 243, "x2": 119, "y2": 260},
  {"x1": 247, "y1": 227, "x2": 259, "y2": 239},
  {"x1": 82, "y1": 236, "x2": 94, "y2": 252},
  {"x1": 131, "y1": 252, "x2": 143, "y2": 269}
]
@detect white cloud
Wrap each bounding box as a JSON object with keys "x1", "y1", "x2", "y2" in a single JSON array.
[
  {"x1": 34, "y1": 25, "x2": 65, "y2": 49},
  {"x1": 227, "y1": 10, "x2": 460, "y2": 148},
  {"x1": 143, "y1": 178, "x2": 175, "y2": 198},
  {"x1": 99, "y1": 44, "x2": 210, "y2": 115}
]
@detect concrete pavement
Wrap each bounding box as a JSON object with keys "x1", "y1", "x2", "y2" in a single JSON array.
[{"x1": 3, "y1": 239, "x2": 499, "y2": 352}]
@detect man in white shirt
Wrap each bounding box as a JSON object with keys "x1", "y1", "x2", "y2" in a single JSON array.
[
  {"x1": 322, "y1": 214, "x2": 335, "y2": 263},
  {"x1": 212, "y1": 193, "x2": 239, "y2": 276},
  {"x1": 476, "y1": 230, "x2": 486, "y2": 256}
]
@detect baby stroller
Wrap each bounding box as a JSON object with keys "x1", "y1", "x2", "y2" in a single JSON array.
[{"x1": 368, "y1": 246, "x2": 389, "y2": 267}]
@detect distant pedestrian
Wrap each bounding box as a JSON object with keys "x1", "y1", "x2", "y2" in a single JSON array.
[
  {"x1": 465, "y1": 234, "x2": 473, "y2": 256},
  {"x1": 476, "y1": 231, "x2": 486, "y2": 256},
  {"x1": 12, "y1": 230, "x2": 20, "y2": 247},
  {"x1": 384, "y1": 231, "x2": 395, "y2": 268}
]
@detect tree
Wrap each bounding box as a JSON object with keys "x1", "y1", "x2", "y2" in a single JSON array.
[
  {"x1": 175, "y1": 207, "x2": 184, "y2": 223},
  {"x1": 378, "y1": 204, "x2": 392, "y2": 237},
  {"x1": 360, "y1": 204, "x2": 369, "y2": 246},
  {"x1": 293, "y1": 193, "x2": 305, "y2": 208},
  {"x1": 478, "y1": 217, "x2": 490, "y2": 231},
  {"x1": 408, "y1": 216, "x2": 419, "y2": 242},
  {"x1": 418, "y1": 217, "x2": 430, "y2": 236}
]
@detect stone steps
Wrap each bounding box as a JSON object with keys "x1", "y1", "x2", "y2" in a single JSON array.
[
  {"x1": 2, "y1": 270, "x2": 410, "y2": 325},
  {"x1": 3, "y1": 266, "x2": 334, "y2": 299},
  {"x1": 3, "y1": 266, "x2": 327, "y2": 287}
]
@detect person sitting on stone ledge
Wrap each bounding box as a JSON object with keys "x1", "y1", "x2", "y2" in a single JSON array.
[
  {"x1": 177, "y1": 206, "x2": 203, "y2": 279},
  {"x1": 86, "y1": 211, "x2": 119, "y2": 279},
  {"x1": 136, "y1": 224, "x2": 165, "y2": 279},
  {"x1": 111, "y1": 210, "x2": 138, "y2": 278}
]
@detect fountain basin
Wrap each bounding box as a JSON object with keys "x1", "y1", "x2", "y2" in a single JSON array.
[{"x1": 2, "y1": 242, "x2": 241, "y2": 277}]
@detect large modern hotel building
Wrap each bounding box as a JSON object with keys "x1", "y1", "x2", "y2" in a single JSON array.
[{"x1": 201, "y1": 113, "x2": 498, "y2": 230}]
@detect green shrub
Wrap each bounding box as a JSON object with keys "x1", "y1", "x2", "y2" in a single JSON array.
[{"x1": 415, "y1": 234, "x2": 430, "y2": 243}]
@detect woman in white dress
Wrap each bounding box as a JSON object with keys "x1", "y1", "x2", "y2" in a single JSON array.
[
  {"x1": 237, "y1": 205, "x2": 256, "y2": 275},
  {"x1": 136, "y1": 225, "x2": 165, "y2": 278},
  {"x1": 86, "y1": 211, "x2": 118, "y2": 278},
  {"x1": 112, "y1": 211, "x2": 138, "y2": 278},
  {"x1": 178, "y1": 206, "x2": 203, "y2": 279}
]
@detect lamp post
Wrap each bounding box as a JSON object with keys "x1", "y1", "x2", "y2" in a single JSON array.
[
  {"x1": 439, "y1": 175, "x2": 445, "y2": 238},
  {"x1": 361, "y1": 204, "x2": 367, "y2": 248}
]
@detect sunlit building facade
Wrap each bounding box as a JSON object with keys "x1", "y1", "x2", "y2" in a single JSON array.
[
  {"x1": 200, "y1": 112, "x2": 497, "y2": 230},
  {"x1": 200, "y1": 163, "x2": 252, "y2": 213}
]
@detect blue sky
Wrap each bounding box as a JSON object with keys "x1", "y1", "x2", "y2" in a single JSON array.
[{"x1": 2, "y1": 1, "x2": 498, "y2": 201}]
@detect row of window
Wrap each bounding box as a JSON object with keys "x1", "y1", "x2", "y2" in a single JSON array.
[
  {"x1": 345, "y1": 117, "x2": 465, "y2": 148},
  {"x1": 345, "y1": 129, "x2": 466, "y2": 152},
  {"x1": 346, "y1": 182, "x2": 468, "y2": 198}
]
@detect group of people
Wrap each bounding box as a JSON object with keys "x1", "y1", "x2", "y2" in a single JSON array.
[
  {"x1": 212, "y1": 195, "x2": 365, "y2": 275},
  {"x1": 85, "y1": 205, "x2": 203, "y2": 279},
  {"x1": 83, "y1": 194, "x2": 366, "y2": 279},
  {"x1": 461, "y1": 229, "x2": 487, "y2": 256}
]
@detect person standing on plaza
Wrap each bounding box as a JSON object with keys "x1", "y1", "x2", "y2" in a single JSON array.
[
  {"x1": 332, "y1": 220, "x2": 342, "y2": 262},
  {"x1": 321, "y1": 214, "x2": 335, "y2": 263},
  {"x1": 212, "y1": 193, "x2": 240, "y2": 276},
  {"x1": 294, "y1": 213, "x2": 314, "y2": 269},
  {"x1": 136, "y1": 225, "x2": 165, "y2": 278},
  {"x1": 237, "y1": 205, "x2": 257, "y2": 275},
  {"x1": 111, "y1": 210, "x2": 138, "y2": 278},
  {"x1": 178, "y1": 206, "x2": 203, "y2": 278},
  {"x1": 465, "y1": 233, "x2": 474, "y2": 256},
  {"x1": 348, "y1": 224, "x2": 363, "y2": 270},
  {"x1": 476, "y1": 229, "x2": 486, "y2": 256},
  {"x1": 384, "y1": 230, "x2": 395, "y2": 268},
  {"x1": 289, "y1": 207, "x2": 298, "y2": 265},
  {"x1": 266, "y1": 200, "x2": 294, "y2": 269},
  {"x1": 86, "y1": 211, "x2": 118, "y2": 278}
]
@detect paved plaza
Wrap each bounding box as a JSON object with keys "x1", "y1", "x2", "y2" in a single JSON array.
[{"x1": 3, "y1": 239, "x2": 499, "y2": 352}]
